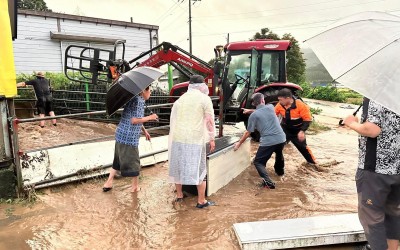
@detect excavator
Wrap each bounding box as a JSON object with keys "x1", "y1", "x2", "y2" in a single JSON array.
[{"x1": 64, "y1": 40, "x2": 302, "y2": 133}]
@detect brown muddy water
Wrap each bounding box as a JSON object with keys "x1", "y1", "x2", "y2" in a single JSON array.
[{"x1": 0, "y1": 99, "x2": 366, "y2": 249}]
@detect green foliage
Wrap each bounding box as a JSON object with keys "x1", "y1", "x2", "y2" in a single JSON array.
[
  {"x1": 16, "y1": 72, "x2": 105, "y2": 99},
  {"x1": 299, "y1": 81, "x2": 364, "y2": 104},
  {"x1": 16, "y1": 72, "x2": 105, "y2": 90},
  {"x1": 17, "y1": 0, "x2": 52, "y2": 11},
  {"x1": 45, "y1": 72, "x2": 73, "y2": 89},
  {"x1": 309, "y1": 120, "x2": 330, "y2": 133},
  {"x1": 338, "y1": 88, "x2": 363, "y2": 105},
  {"x1": 250, "y1": 28, "x2": 306, "y2": 84},
  {"x1": 298, "y1": 82, "x2": 346, "y2": 103},
  {"x1": 310, "y1": 107, "x2": 322, "y2": 115},
  {"x1": 252, "y1": 28, "x2": 280, "y2": 40},
  {"x1": 308, "y1": 86, "x2": 346, "y2": 103},
  {"x1": 282, "y1": 33, "x2": 306, "y2": 84},
  {"x1": 338, "y1": 89, "x2": 363, "y2": 99}
]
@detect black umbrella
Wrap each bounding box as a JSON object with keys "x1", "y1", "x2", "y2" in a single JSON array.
[{"x1": 106, "y1": 66, "x2": 164, "y2": 115}]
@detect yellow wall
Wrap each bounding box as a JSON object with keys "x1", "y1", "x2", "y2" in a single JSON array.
[{"x1": 0, "y1": 0, "x2": 17, "y2": 97}]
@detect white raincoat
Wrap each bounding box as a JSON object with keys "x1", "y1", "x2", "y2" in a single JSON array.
[{"x1": 168, "y1": 83, "x2": 215, "y2": 185}]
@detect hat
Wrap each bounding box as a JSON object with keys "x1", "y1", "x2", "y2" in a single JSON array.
[
  {"x1": 36, "y1": 72, "x2": 45, "y2": 77},
  {"x1": 189, "y1": 75, "x2": 205, "y2": 84}
]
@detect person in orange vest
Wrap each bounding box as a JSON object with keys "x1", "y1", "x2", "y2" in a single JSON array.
[{"x1": 275, "y1": 88, "x2": 316, "y2": 164}]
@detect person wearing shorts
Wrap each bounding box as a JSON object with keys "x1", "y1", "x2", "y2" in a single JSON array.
[
  {"x1": 103, "y1": 86, "x2": 158, "y2": 193},
  {"x1": 344, "y1": 98, "x2": 400, "y2": 250},
  {"x1": 17, "y1": 71, "x2": 57, "y2": 128}
]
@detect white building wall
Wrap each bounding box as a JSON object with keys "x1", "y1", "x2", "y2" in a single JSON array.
[
  {"x1": 13, "y1": 11, "x2": 158, "y2": 74},
  {"x1": 13, "y1": 15, "x2": 61, "y2": 73}
]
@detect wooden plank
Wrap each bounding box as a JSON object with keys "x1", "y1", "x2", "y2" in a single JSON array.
[
  {"x1": 233, "y1": 213, "x2": 366, "y2": 250},
  {"x1": 207, "y1": 139, "x2": 250, "y2": 196}
]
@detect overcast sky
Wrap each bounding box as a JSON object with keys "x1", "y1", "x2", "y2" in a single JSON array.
[{"x1": 45, "y1": 0, "x2": 400, "y2": 59}]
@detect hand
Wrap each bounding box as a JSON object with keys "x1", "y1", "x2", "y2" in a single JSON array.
[
  {"x1": 242, "y1": 108, "x2": 254, "y2": 115},
  {"x1": 343, "y1": 115, "x2": 359, "y2": 126},
  {"x1": 298, "y1": 130, "x2": 305, "y2": 142},
  {"x1": 148, "y1": 113, "x2": 159, "y2": 121},
  {"x1": 233, "y1": 142, "x2": 241, "y2": 151},
  {"x1": 144, "y1": 130, "x2": 151, "y2": 141},
  {"x1": 209, "y1": 140, "x2": 215, "y2": 153}
]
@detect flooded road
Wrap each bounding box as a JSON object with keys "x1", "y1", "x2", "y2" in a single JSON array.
[{"x1": 0, "y1": 99, "x2": 364, "y2": 249}]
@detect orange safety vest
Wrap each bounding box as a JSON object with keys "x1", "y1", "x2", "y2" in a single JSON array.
[{"x1": 275, "y1": 99, "x2": 312, "y2": 131}]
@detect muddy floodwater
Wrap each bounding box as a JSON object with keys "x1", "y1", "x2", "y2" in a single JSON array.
[{"x1": 0, "y1": 99, "x2": 366, "y2": 249}]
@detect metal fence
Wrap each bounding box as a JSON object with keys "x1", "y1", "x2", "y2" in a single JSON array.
[{"x1": 15, "y1": 81, "x2": 172, "y2": 127}]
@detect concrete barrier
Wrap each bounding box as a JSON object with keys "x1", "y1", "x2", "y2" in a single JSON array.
[
  {"x1": 20, "y1": 135, "x2": 168, "y2": 189},
  {"x1": 233, "y1": 213, "x2": 366, "y2": 249}
]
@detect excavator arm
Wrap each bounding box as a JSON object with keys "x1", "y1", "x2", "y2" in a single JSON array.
[
  {"x1": 128, "y1": 42, "x2": 216, "y2": 97},
  {"x1": 135, "y1": 43, "x2": 212, "y2": 73}
]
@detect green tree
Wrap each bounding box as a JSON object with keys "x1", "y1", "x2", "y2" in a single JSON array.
[
  {"x1": 282, "y1": 33, "x2": 306, "y2": 84},
  {"x1": 251, "y1": 28, "x2": 279, "y2": 40},
  {"x1": 17, "y1": 0, "x2": 52, "y2": 12},
  {"x1": 251, "y1": 28, "x2": 306, "y2": 84}
]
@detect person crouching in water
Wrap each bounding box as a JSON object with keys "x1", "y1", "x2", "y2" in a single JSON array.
[
  {"x1": 168, "y1": 75, "x2": 216, "y2": 208},
  {"x1": 234, "y1": 93, "x2": 286, "y2": 189},
  {"x1": 102, "y1": 86, "x2": 158, "y2": 193}
]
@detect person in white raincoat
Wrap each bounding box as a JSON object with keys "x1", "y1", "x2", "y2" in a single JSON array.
[{"x1": 169, "y1": 75, "x2": 216, "y2": 208}]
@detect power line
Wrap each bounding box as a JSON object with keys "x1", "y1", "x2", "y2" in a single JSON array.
[
  {"x1": 190, "y1": 6, "x2": 400, "y2": 38},
  {"x1": 153, "y1": 0, "x2": 183, "y2": 24},
  {"x1": 193, "y1": 0, "x2": 384, "y2": 22},
  {"x1": 195, "y1": 0, "x2": 348, "y2": 18},
  {"x1": 159, "y1": 5, "x2": 189, "y2": 33},
  {"x1": 192, "y1": 18, "x2": 338, "y2": 37}
]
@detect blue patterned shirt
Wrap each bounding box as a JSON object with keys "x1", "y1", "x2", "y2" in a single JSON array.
[{"x1": 115, "y1": 96, "x2": 145, "y2": 146}]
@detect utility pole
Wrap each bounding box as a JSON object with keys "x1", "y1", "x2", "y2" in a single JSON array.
[{"x1": 188, "y1": 0, "x2": 200, "y2": 54}]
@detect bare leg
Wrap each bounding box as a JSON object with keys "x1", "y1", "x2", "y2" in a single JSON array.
[
  {"x1": 387, "y1": 239, "x2": 399, "y2": 250},
  {"x1": 103, "y1": 168, "x2": 117, "y2": 188},
  {"x1": 49, "y1": 111, "x2": 57, "y2": 125},
  {"x1": 131, "y1": 176, "x2": 140, "y2": 192},
  {"x1": 39, "y1": 114, "x2": 45, "y2": 127},
  {"x1": 175, "y1": 184, "x2": 183, "y2": 198},
  {"x1": 196, "y1": 181, "x2": 207, "y2": 204}
]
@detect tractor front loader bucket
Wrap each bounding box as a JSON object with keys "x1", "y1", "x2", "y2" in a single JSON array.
[{"x1": 64, "y1": 40, "x2": 126, "y2": 85}]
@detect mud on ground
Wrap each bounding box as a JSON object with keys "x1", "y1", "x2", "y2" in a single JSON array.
[{"x1": 1, "y1": 99, "x2": 364, "y2": 249}]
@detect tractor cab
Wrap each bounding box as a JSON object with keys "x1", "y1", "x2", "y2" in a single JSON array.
[{"x1": 220, "y1": 40, "x2": 298, "y2": 123}]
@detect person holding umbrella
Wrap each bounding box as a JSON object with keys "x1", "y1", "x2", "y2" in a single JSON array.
[
  {"x1": 103, "y1": 67, "x2": 163, "y2": 192},
  {"x1": 304, "y1": 11, "x2": 400, "y2": 249},
  {"x1": 343, "y1": 98, "x2": 400, "y2": 250},
  {"x1": 103, "y1": 86, "x2": 158, "y2": 192}
]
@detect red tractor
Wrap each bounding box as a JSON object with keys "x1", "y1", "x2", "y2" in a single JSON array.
[{"x1": 64, "y1": 40, "x2": 302, "y2": 132}]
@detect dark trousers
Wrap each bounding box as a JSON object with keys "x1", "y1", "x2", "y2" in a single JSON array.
[
  {"x1": 285, "y1": 129, "x2": 316, "y2": 164},
  {"x1": 254, "y1": 142, "x2": 285, "y2": 181},
  {"x1": 356, "y1": 169, "x2": 400, "y2": 250}
]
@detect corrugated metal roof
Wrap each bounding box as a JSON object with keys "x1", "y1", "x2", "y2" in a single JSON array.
[{"x1": 18, "y1": 9, "x2": 159, "y2": 31}]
